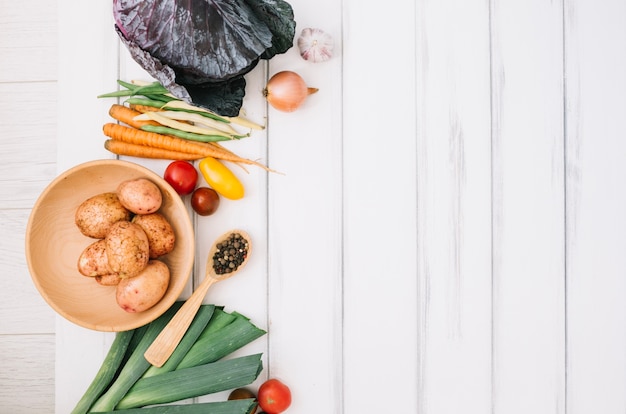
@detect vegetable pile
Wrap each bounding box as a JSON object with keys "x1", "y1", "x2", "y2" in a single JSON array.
[
  {"x1": 112, "y1": 0, "x2": 296, "y2": 116},
  {"x1": 72, "y1": 302, "x2": 265, "y2": 413},
  {"x1": 99, "y1": 81, "x2": 271, "y2": 171},
  {"x1": 75, "y1": 178, "x2": 176, "y2": 313}
]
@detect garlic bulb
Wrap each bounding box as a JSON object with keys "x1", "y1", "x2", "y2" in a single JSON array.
[{"x1": 297, "y1": 28, "x2": 334, "y2": 63}]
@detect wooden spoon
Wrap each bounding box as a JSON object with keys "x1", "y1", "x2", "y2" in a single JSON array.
[{"x1": 144, "y1": 229, "x2": 251, "y2": 367}]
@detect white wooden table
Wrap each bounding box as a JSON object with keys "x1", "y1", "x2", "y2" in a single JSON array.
[{"x1": 3, "y1": 0, "x2": 626, "y2": 413}]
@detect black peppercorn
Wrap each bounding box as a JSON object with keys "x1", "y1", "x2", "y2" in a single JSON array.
[{"x1": 212, "y1": 232, "x2": 249, "y2": 275}]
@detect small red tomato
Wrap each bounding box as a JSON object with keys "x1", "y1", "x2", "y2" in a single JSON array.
[
  {"x1": 163, "y1": 160, "x2": 198, "y2": 195},
  {"x1": 258, "y1": 379, "x2": 291, "y2": 414},
  {"x1": 191, "y1": 187, "x2": 220, "y2": 216}
]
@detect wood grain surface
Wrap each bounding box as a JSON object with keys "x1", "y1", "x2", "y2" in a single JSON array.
[{"x1": 2, "y1": 0, "x2": 625, "y2": 413}]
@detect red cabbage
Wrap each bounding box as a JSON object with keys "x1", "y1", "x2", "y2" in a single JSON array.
[{"x1": 113, "y1": 0, "x2": 296, "y2": 116}]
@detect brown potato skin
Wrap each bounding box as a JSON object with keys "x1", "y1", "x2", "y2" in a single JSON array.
[
  {"x1": 77, "y1": 239, "x2": 111, "y2": 277},
  {"x1": 117, "y1": 178, "x2": 162, "y2": 215},
  {"x1": 75, "y1": 192, "x2": 131, "y2": 238},
  {"x1": 95, "y1": 274, "x2": 122, "y2": 286},
  {"x1": 116, "y1": 260, "x2": 170, "y2": 313},
  {"x1": 105, "y1": 221, "x2": 150, "y2": 278},
  {"x1": 132, "y1": 213, "x2": 176, "y2": 259}
]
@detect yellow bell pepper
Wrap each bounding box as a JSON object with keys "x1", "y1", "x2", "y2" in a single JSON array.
[{"x1": 198, "y1": 157, "x2": 244, "y2": 200}]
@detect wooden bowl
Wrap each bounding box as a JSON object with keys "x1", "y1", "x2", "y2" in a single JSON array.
[{"x1": 25, "y1": 159, "x2": 195, "y2": 332}]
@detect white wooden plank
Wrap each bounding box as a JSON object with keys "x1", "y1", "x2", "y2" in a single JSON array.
[
  {"x1": 0, "y1": 82, "x2": 58, "y2": 209},
  {"x1": 262, "y1": 1, "x2": 343, "y2": 412},
  {"x1": 415, "y1": 1, "x2": 493, "y2": 412},
  {"x1": 0, "y1": 334, "x2": 55, "y2": 413},
  {"x1": 0, "y1": 0, "x2": 57, "y2": 82},
  {"x1": 0, "y1": 210, "x2": 56, "y2": 334},
  {"x1": 341, "y1": 1, "x2": 419, "y2": 412},
  {"x1": 55, "y1": 1, "x2": 120, "y2": 412},
  {"x1": 490, "y1": 1, "x2": 566, "y2": 412},
  {"x1": 565, "y1": 0, "x2": 626, "y2": 412},
  {"x1": 0, "y1": 1, "x2": 58, "y2": 410},
  {"x1": 56, "y1": 0, "x2": 118, "y2": 170}
]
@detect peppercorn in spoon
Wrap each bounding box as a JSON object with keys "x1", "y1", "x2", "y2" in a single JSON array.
[{"x1": 144, "y1": 229, "x2": 251, "y2": 367}]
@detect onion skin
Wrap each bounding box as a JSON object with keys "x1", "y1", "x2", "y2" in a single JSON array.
[{"x1": 264, "y1": 71, "x2": 318, "y2": 112}]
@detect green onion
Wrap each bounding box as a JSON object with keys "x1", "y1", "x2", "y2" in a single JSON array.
[
  {"x1": 116, "y1": 79, "x2": 136, "y2": 91},
  {"x1": 124, "y1": 97, "x2": 169, "y2": 109},
  {"x1": 132, "y1": 82, "x2": 170, "y2": 96},
  {"x1": 142, "y1": 304, "x2": 215, "y2": 378},
  {"x1": 97, "y1": 81, "x2": 171, "y2": 99},
  {"x1": 140, "y1": 124, "x2": 245, "y2": 142},
  {"x1": 143, "y1": 93, "x2": 178, "y2": 102},
  {"x1": 88, "y1": 302, "x2": 183, "y2": 412},
  {"x1": 70, "y1": 330, "x2": 135, "y2": 414},
  {"x1": 116, "y1": 354, "x2": 263, "y2": 409},
  {"x1": 90, "y1": 399, "x2": 256, "y2": 414},
  {"x1": 177, "y1": 314, "x2": 266, "y2": 370}
]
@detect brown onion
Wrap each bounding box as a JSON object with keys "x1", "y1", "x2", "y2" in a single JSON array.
[{"x1": 264, "y1": 71, "x2": 318, "y2": 112}]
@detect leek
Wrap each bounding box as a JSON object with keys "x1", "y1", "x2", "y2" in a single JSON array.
[
  {"x1": 142, "y1": 304, "x2": 215, "y2": 378},
  {"x1": 116, "y1": 354, "x2": 263, "y2": 409},
  {"x1": 70, "y1": 329, "x2": 135, "y2": 414},
  {"x1": 177, "y1": 314, "x2": 266, "y2": 370},
  {"x1": 90, "y1": 399, "x2": 256, "y2": 414},
  {"x1": 88, "y1": 302, "x2": 183, "y2": 412},
  {"x1": 73, "y1": 303, "x2": 265, "y2": 413},
  {"x1": 198, "y1": 307, "x2": 237, "y2": 336}
]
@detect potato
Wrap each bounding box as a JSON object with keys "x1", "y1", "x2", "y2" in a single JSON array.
[
  {"x1": 117, "y1": 178, "x2": 162, "y2": 215},
  {"x1": 116, "y1": 260, "x2": 170, "y2": 313},
  {"x1": 75, "y1": 192, "x2": 131, "y2": 238},
  {"x1": 77, "y1": 239, "x2": 110, "y2": 277},
  {"x1": 95, "y1": 274, "x2": 122, "y2": 286},
  {"x1": 132, "y1": 213, "x2": 176, "y2": 259},
  {"x1": 105, "y1": 221, "x2": 150, "y2": 278}
]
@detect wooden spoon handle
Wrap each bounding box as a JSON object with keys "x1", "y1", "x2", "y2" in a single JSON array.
[{"x1": 144, "y1": 277, "x2": 215, "y2": 367}]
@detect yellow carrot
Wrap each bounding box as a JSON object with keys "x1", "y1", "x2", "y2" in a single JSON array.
[
  {"x1": 135, "y1": 110, "x2": 240, "y2": 135},
  {"x1": 224, "y1": 115, "x2": 265, "y2": 131},
  {"x1": 136, "y1": 111, "x2": 239, "y2": 138}
]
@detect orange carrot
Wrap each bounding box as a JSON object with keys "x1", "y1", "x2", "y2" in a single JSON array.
[
  {"x1": 104, "y1": 139, "x2": 203, "y2": 160},
  {"x1": 206, "y1": 142, "x2": 250, "y2": 172},
  {"x1": 129, "y1": 103, "x2": 164, "y2": 114},
  {"x1": 102, "y1": 123, "x2": 274, "y2": 171},
  {"x1": 108, "y1": 104, "x2": 160, "y2": 129}
]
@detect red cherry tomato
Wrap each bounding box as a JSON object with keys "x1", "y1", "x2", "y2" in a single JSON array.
[
  {"x1": 257, "y1": 379, "x2": 291, "y2": 414},
  {"x1": 191, "y1": 187, "x2": 220, "y2": 216},
  {"x1": 163, "y1": 160, "x2": 198, "y2": 195}
]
